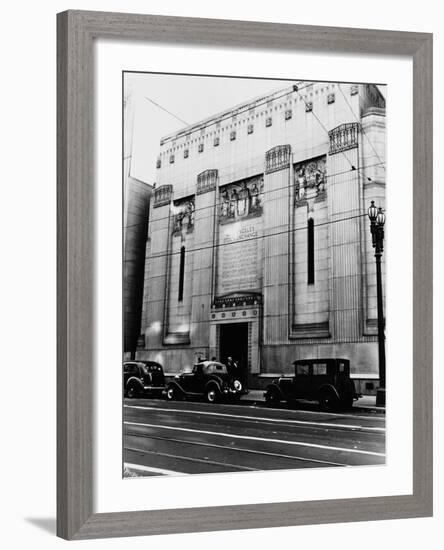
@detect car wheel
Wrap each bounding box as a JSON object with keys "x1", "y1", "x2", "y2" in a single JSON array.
[
  {"x1": 127, "y1": 384, "x2": 139, "y2": 399},
  {"x1": 166, "y1": 386, "x2": 177, "y2": 401},
  {"x1": 319, "y1": 389, "x2": 339, "y2": 412},
  {"x1": 206, "y1": 387, "x2": 219, "y2": 404},
  {"x1": 264, "y1": 390, "x2": 279, "y2": 408}
]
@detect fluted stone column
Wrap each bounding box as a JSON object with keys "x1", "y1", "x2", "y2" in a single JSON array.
[
  {"x1": 190, "y1": 170, "x2": 218, "y2": 353},
  {"x1": 327, "y1": 123, "x2": 363, "y2": 342},
  {"x1": 263, "y1": 145, "x2": 292, "y2": 347},
  {"x1": 139, "y1": 184, "x2": 173, "y2": 351}
]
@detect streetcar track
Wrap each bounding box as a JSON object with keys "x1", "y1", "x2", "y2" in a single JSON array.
[
  {"x1": 124, "y1": 398, "x2": 385, "y2": 422},
  {"x1": 125, "y1": 430, "x2": 350, "y2": 467},
  {"x1": 124, "y1": 404, "x2": 385, "y2": 434},
  {"x1": 125, "y1": 421, "x2": 385, "y2": 458},
  {"x1": 124, "y1": 445, "x2": 259, "y2": 472}
]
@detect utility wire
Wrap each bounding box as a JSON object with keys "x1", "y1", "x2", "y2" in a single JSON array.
[
  {"x1": 124, "y1": 161, "x2": 384, "y2": 230},
  {"x1": 144, "y1": 96, "x2": 189, "y2": 126},
  {"x1": 158, "y1": 82, "x2": 311, "y2": 145},
  {"x1": 124, "y1": 211, "x2": 368, "y2": 263},
  {"x1": 337, "y1": 84, "x2": 386, "y2": 171},
  {"x1": 294, "y1": 85, "x2": 357, "y2": 172}
]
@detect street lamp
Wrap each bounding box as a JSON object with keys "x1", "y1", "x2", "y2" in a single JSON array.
[{"x1": 368, "y1": 201, "x2": 386, "y2": 406}]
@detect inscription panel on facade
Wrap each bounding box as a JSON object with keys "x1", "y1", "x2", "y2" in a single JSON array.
[{"x1": 217, "y1": 218, "x2": 262, "y2": 295}]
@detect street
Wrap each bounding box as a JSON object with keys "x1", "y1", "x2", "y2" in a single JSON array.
[{"x1": 123, "y1": 398, "x2": 385, "y2": 476}]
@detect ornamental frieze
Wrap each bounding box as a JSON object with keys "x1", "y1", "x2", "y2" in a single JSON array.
[
  {"x1": 294, "y1": 156, "x2": 327, "y2": 204},
  {"x1": 197, "y1": 169, "x2": 218, "y2": 195},
  {"x1": 328, "y1": 122, "x2": 360, "y2": 155},
  {"x1": 265, "y1": 144, "x2": 292, "y2": 174},
  {"x1": 153, "y1": 184, "x2": 173, "y2": 208},
  {"x1": 219, "y1": 175, "x2": 264, "y2": 224}
]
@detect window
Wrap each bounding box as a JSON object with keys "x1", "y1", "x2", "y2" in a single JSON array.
[
  {"x1": 183, "y1": 149, "x2": 189, "y2": 158},
  {"x1": 313, "y1": 363, "x2": 328, "y2": 375},
  {"x1": 198, "y1": 143, "x2": 204, "y2": 153},
  {"x1": 285, "y1": 109, "x2": 292, "y2": 120},
  {"x1": 296, "y1": 364, "x2": 310, "y2": 375},
  {"x1": 156, "y1": 158, "x2": 161, "y2": 169},
  {"x1": 214, "y1": 137, "x2": 220, "y2": 147},
  {"x1": 178, "y1": 245, "x2": 185, "y2": 301},
  {"x1": 307, "y1": 218, "x2": 315, "y2": 284},
  {"x1": 305, "y1": 101, "x2": 313, "y2": 112},
  {"x1": 247, "y1": 124, "x2": 254, "y2": 134},
  {"x1": 169, "y1": 154, "x2": 175, "y2": 164},
  {"x1": 230, "y1": 131, "x2": 236, "y2": 141},
  {"x1": 265, "y1": 117, "x2": 272, "y2": 127}
]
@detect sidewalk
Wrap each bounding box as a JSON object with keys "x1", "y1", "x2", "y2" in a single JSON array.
[{"x1": 240, "y1": 390, "x2": 385, "y2": 413}]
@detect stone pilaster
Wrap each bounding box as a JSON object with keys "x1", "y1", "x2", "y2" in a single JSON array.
[
  {"x1": 139, "y1": 184, "x2": 172, "y2": 350},
  {"x1": 190, "y1": 170, "x2": 219, "y2": 351},
  {"x1": 327, "y1": 123, "x2": 363, "y2": 342},
  {"x1": 263, "y1": 145, "x2": 292, "y2": 344}
]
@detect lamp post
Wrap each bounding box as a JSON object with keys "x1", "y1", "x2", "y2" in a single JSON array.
[{"x1": 368, "y1": 201, "x2": 386, "y2": 406}]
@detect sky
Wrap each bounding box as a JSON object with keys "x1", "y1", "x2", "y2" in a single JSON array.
[
  {"x1": 125, "y1": 72, "x2": 386, "y2": 186},
  {"x1": 125, "y1": 73, "x2": 298, "y2": 185}
]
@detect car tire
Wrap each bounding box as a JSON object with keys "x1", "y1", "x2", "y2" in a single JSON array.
[
  {"x1": 319, "y1": 389, "x2": 339, "y2": 412},
  {"x1": 126, "y1": 383, "x2": 139, "y2": 399},
  {"x1": 264, "y1": 390, "x2": 280, "y2": 408},
  {"x1": 206, "y1": 387, "x2": 219, "y2": 404},
  {"x1": 166, "y1": 386, "x2": 178, "y2": 401}
]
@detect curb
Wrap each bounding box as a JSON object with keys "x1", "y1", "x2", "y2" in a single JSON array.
[{"x1": 239, "y1": 395, "x2": 386, "y2": 414}]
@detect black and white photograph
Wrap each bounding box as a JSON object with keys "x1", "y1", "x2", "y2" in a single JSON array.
[{"x1": 122, "y1": 72, "x2": 387, "y2": 478}]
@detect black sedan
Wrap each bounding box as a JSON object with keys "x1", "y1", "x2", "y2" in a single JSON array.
[
  {"x1": 123, "y1": 361, "x2": 166, "y2": 398},
  {"x1": 165, "y1": 361, "x2": 247, "y2": 403}
]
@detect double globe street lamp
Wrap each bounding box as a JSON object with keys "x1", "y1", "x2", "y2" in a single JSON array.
[{"x1": 368, "y1": 201, "x2": 386, "y2": 406}]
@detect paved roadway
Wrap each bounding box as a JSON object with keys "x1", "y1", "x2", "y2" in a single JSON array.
[{"x1": 123, "y1": 398, "x2": 385, "y2": 477}]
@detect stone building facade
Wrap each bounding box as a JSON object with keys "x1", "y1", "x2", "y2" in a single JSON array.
[{"x1": 136, "y1": 81, "x2": 386, "y2": 393}]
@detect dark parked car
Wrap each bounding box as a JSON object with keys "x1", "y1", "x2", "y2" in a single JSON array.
[
  {"x1": 123, "y1": 361, "x2": 166, "y2": 398},
  {"x1": 165, "y1": 360, "x2": 247, "y2": 403},
  {"x1": 264, "y1": 358, "x2": 358, "y2": 411}
]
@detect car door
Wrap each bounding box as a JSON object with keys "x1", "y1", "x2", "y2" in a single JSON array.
[
  {"x1": 311, "y1": 361, "x2": 330, "y2": 399},
  {"x1": 292, "y1": 362, "x2": 311, "y2": 399},
  {"x1": 179, "y1": 364, "x2": 201, "y2": 394}
]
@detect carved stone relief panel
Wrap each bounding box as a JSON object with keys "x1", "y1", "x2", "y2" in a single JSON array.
[
  {"x1": 294, "y1": 155, "x2": 327, "y2": 205},
  {"x1": 219, "y1": 175, "x2": 264, "y2": 224},
  {"x1": 172, "y1": 196, "x2": 195, "y2": 237}
]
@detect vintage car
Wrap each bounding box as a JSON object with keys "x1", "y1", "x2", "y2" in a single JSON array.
[
  {"x1": 263, "y1": 358, "x2": 358, "y2": 411},
  {"x1": 165, "y1": 360, "x2": 247, "y2": 403},
  {"x1": 123, "y1": 360, "x2": 166, "y2": 398}
]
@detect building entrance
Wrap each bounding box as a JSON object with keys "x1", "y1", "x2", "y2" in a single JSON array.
[{"x1": 219, "y1": 323, "x2": 248, "y2": 387}]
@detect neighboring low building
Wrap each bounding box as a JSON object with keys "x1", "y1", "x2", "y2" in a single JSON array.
[
  {"x1": 123, "y1": 90, "x2": 153, "y2": 358},
  {"x1": 136, "y1": 81, "x2": 386, "y2": 394}
]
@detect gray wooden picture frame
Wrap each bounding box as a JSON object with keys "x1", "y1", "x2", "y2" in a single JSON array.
[{"x1": 57, "y1": 9, "x2": 433, "y2": 540}]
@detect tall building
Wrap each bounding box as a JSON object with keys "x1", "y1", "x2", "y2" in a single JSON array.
[
  {"x1": 136, "y1": 81, "x2": 386, "y2": 394},
  {"x1": 123, "y1": 89, "x2": 152, "y2": 358}
]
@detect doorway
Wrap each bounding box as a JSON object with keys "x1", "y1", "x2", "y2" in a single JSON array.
[{"x1": 219, "y1": 323, "x2": 249, "y2": 387}]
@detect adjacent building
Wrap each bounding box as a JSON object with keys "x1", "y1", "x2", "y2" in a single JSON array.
[
  {"x1": 136, "y1": 81, "x2": 386, "y2": 393},
  {"x1": 123, "y1": 90, "x2": 153, "y2": 358}
]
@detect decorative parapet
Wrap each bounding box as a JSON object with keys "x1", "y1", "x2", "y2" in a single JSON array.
[
  {"x1": 153, "y1": 184, "x2": 173, "y2": 208},
  {"x1": 328, "y1": 122, "x2": 360, "y2": 155},
  {"x1": 265, "y1": 144, "x2": 292, "y2": 174},
  {"x1": 197, "y1": 169, "x2": 218, "y2": 195}
]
